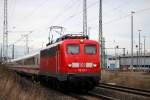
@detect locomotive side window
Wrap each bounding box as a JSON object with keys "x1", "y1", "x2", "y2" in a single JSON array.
[
  {"x1": 47, "y1": 46, "x2": 57, "y2": 56},
  {"x1": 67, "y1": 44, "x2": 80, "y2": 54},
  {"x1": 85, "y1": 45, "x2": 96, "y2": 54},
  {"x1": 41, "y1": 46, "x2": 57, "y2": 57}
]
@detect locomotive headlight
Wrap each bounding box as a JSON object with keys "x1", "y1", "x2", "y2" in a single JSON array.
[
  {"x1": 93, "y1": 64, "x2": 97, "y2": 67},
  {"x1": 80, "y1": 39, "x2": 84, "y2": 43},
  {"x1": 68, "y1": 64, "x2": 72, "y2": 67}
]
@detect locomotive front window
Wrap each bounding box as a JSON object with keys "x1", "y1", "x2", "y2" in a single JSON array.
[
  {"x1": 85, "y1": 45, "x2": 96, "y2": 54},
  {"x1": 67, "y1": 44, "x2": 80, "y2": 54}
]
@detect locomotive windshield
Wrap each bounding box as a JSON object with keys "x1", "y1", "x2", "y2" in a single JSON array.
[
  {"x1": 85, "y1": 45, "x2": 96, "y2": 54},
  {"x1": 67, "y1": 44, "x2": 80, "y2": 54}
]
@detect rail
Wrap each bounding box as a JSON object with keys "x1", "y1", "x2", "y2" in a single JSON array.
[
  {"x1": 88, "y1": 92, "x2": 118, "y2": 100},
  {"x1": 98, "y1": 83, "x2": 150, "y2": 97}
]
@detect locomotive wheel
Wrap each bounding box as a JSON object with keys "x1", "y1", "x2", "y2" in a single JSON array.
[{"x1": 58, "y1": 82, "x2": 65, "y2": 91}]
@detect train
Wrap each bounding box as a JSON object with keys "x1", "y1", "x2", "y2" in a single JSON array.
[{"x1": 8, "y1": 34, "x2": 101, "y2": 92}]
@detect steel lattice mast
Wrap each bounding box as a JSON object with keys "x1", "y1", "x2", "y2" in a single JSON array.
[
  {"x1": 83, "y1": 0, "x2": 87, "y2": 35},
  {"x1": 3, "y1": 0, "x2": 8, "y2": 61},
  {"x1": 99, "y1": 0, "x2": 103, "y2": 68}
]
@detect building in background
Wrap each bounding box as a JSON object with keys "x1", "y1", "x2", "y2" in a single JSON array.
[
  {"x1": 107, "y1": 56, "x2": 120, "y2": 70},
  {"x1": 106, "y1": 53, "x2": 150, "y2": 70},
  {"x1": 120, "y1": 53, "x2": 150, "y2": 70}
]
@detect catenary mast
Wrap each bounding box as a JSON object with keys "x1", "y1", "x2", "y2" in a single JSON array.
[
  {"x1": 3, "y1": 0, "x2": 8, "y2": 61},
  {"x1": 83, "y1": 0, "x2": 87, "y2": 35}
]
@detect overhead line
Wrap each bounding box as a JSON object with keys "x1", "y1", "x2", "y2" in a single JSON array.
[
  {"x1": 9, "y1": 31, "x2": 33, "y2": 45},
  {"x1": 104, "y1": 7, "x2": 150, "y2": 25},
  {"x1": 88, "y1": 0, "x2": 133, "y2": 23},
  {"x1": 90, "y1": 6, "x2": 150, "y2": 28},
  {"x1": 9, "y1": 0, "x2": 98, "y2": 37},
  {"x1": 10, "y1": 0, "x2": 16, "y2": 19},
  {"x1": 103, "y1": 0, "x2": 134, "y2": 16},
  {"x1": 9, "y1": 0, "x2": 16, "y2": 18},
  {"x1": 22, "y1": 0, "x2": 49, "y2": 20},
  {"x1": 135, "y1": 7, "x2": 150, "y2": 14},
  {"x1": 60, "y1": 0, "x2": 99, "y2": 24},
  {"x1": 103, "y1": 14, "x2": 130, "y2": 25},
  {"x1": 9, "y1": 2, "x2": 150, "y2": 49},
  {"x1": 28, "y1": 0, "x2": 78, "y2": 32},
  {"x1": 31, "y1": 1, "x2": 150, "y2": 35},
  {"x1": 49, "y1": 0, "x2": 78, "y2": 25}
]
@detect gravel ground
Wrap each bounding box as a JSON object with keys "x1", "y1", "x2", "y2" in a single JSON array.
[{"x1": 101, "y1": 70, "x2": 150, "y2": 91}]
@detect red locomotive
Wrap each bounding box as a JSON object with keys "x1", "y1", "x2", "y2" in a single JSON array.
[{"x1": 9, "y1": 34, "x2": 101, "y2": 92}]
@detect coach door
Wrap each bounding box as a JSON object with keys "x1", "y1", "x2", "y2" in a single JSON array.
[{"x1": 56, "y1": 46, "x2": 60, "y2": 73}]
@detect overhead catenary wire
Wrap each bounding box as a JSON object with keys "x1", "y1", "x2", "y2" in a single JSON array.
[
  {"x1": 103, "y1": 0, "x2": 135, "y2": 16},
  {"x1": 9, "y1": 31, "x2": 33, "y2": 45},
  {"x1": 49, "y1": 0, "x2": 79, "y2": 25},
  {"x1": 59, "y1": 0, "x2": 99, "y2": 24},
  {"x1": 8, "y1": 0, "x2": 49, "y2": 32},
  {"x1": 89, "y1": 6, "x2": 150, "y2": 29},
  {"x1": 4, "y1": 0, "x2": 150, "y2": 56},
  {"x1": 21, "y1": 0, "x2": 49, "y2": 21},
  {"x1": 21, "y1": 1, "x2": 150, "y2": 44},
  {"x1": 58, "y1": 0, "x2": 133, "y2": 30},
  {"x1": 9, "y1": 0, "x2": 16, "y2": 19},
  {"x1": 88, "y1": 0, "x2": 134, "y2": 23},
  {"x1": 26, "y1": 0, "x2": 79, "y2": 33},
  {"x1": 104, "y1": 7, "x2": 150, "y2": 25},
  {"x1": 8, "y1": 0, "x2": 99, "y2": 37},
  {"x1": 9, "y1": 1, "x2": 150, "y2": 38}
]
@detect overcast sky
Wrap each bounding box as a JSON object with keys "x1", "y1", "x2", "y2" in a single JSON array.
[{"x1": 0, "y1": 0, "x2": 150, "y2": 56}]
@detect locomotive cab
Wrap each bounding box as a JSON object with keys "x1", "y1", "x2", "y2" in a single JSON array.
[
  {"x1": 58, "y1": 35, "x2": 101, "y2": 91},
  {"x1": 62, "y1": 39, "x2": 100, "y2": 73}
]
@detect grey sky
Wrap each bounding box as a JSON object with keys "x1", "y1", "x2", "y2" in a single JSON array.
[{"x1": 0, "y1": 0, "x2": 150, "y2": 55}]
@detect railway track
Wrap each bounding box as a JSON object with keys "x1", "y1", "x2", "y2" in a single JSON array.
[
  {"x1": 98, "y1": 83, "x2": 150, "y2": 98},
  {"x1": 20, "y1": 76, "x2": 117, "y2": 100},
  {"x1": 88, "y1": 92, "x2": 118, "y2": 100},
  {"x1": 18, "y1": 75, "x2": 150, "y2": 100},
  {"x1": 65, "y1": 92, "x2": 118, "y2": 100},
  {"x1": 74, "y1": 83, "x2": 150, "y2": 100}
]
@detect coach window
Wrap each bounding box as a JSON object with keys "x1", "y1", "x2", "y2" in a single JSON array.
[
  {"x1": 67, "y1": 44, "x2": 80, "y2": 54},
  {"x1": 85, "y1": 45, "x2": 96, "y2": 54}
]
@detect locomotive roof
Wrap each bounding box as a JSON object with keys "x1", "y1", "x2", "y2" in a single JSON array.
[
  {"x1": 46, "y1": 34, "x2": 89, "y2": 46},
  {"x1": 42, "y1": 41, "x2": 63, "y2": 51},
  {"x1": 56, "y1": 34, "x2": 89, "y2": 42},
  {"x1": 44, "y1": 37, "x2": 98, "y2": 51}
]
